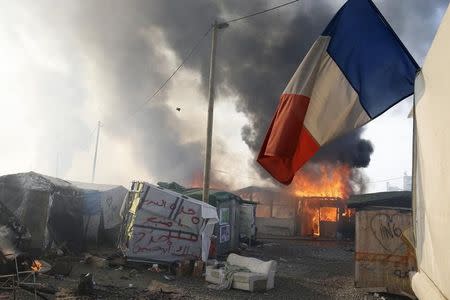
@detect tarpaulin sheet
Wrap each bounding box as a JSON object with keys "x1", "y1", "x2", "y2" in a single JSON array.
[
  {"x1": 125, "y1": 183, "x2": 218, "y2": 262},
  {"x1": 412, "y1": 4, "x2": 450, "y2": 299},
  {"x1": 101, "y1": 186, "x2": 127, "y2": 229}
]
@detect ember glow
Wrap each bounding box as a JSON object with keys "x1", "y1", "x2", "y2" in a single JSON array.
[
  {"x1": 31, "y1": 260, "x2": 42, "y2": 272},
  {"x1": 319, "y1": 207, "x2": 338, "y2": 222},
  {"x1": 290, "y1": 163, "x2": 352, "y2": 199},
  {"x1": 189, "y1": 171, "x2": 203, "y2": 188}
]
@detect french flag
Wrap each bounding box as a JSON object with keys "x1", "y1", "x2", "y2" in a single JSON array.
[{"x1": 257, "y1": 0, "x2": 419, "y2": 185}]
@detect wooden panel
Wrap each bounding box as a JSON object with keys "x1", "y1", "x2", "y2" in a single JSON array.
[{"x1": 355, "y1": 209, "x2": 416, "y2": 295}]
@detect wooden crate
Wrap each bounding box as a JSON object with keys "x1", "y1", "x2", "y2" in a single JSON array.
[{"x1": 354, "y1": 209, "x2": 416, "y2": 296}]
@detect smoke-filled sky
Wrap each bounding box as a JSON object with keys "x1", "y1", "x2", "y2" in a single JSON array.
[{"x1": 0, "y1": 0, "x2": 448, "y2": 191}]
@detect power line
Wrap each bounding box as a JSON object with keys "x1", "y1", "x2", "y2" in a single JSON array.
[
  {"x1": 84, "y1": 0, "x2": 303, "y2": 154},
  {"x1": 224, "y1": 0, "x2": 300, "y2": 24},
  {"x1": 130, "y1": 0, "x2": 300, "y2": 116},
  {"x1": 130, "y1": 27, "x2": 212, "y2": 117}
]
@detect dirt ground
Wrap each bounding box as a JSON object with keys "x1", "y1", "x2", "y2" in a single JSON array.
[{"x1": 2, "y1": 239, "x2": 412, "y2": 299}]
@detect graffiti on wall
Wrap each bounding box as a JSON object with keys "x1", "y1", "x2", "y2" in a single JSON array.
[{"x1": 128, "y1": 187, "x2": 205, "y2": 261}]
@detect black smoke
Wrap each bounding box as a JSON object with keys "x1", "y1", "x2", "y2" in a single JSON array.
[
  {"x1": 313, "y1": 128, "x2": 374, "y2": 168},
  {"x1": 13, "y1": 0, "x2": 448, "y2": 185}
]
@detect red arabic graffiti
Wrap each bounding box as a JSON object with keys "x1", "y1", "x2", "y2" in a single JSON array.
[{"x1": 131, "y1": 230, "x2": 200, "y2": 258}]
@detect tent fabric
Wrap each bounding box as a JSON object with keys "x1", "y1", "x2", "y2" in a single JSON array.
[
  {"x1": 122, "y1": 182, "x2": 218, "y2": 262},
  {"x1": 0, "y1": 172, "x2": 127, "y2": 254},
  {"x1": 411, "y1": 4, "x2": 450, "y2": 299}
]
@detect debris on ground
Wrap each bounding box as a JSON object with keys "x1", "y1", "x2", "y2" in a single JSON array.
[
  {"x1": 84, "y1": 253, "x2": 108, "y2": 268},
  {"x1": 78, "y1": 273, "x2": 95, "y2": 295},
  {"x1": 45, "y1": 260, "x2": 72, "y2": 276}
]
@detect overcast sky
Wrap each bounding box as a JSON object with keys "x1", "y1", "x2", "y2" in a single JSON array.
[{"x1": 0, "y1": 0, "x2": 448, "y2": 192}]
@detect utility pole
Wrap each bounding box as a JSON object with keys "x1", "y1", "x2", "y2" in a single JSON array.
[
  {"x1": 202, "y1": 21, "x2": 228, "y2": 203},
  {"x1": 91, "y1": 121, "x2": 102, "y2": 183}
]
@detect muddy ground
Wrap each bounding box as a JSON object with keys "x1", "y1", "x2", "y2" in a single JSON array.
[{"x1": 1, "y1": 239, "x2": 411, "y2": 299}]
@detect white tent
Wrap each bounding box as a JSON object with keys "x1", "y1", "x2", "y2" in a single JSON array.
[
  {"x1": 70, "y1": 181, "x2": 128, "y2": 241},
  {"x1": 411, "y1": 4, "x2": 450, "y2": 299}
]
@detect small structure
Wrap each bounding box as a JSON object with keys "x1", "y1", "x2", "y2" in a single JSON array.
[
  {"x1": 183, "y1": 189, "x2": 252, "y2": 256},
  {"x1": 119, "y1": 182, "x2": 218, "y2": 263},
  {"x1": 236, "y1": 186, "x2": 354, "y2": 239},
  {"x1": 235, "y1": 186, "x2": 297, "y2": 236},
  {"x1": 69, "y1": 181, "x2": 128, "y2": 245},
  {"x1": 0, "y1": 172, "x2": 127, "y2": 254},
  {"x1": 348, "y1": 191, "x2": 415, "y2": 297}
]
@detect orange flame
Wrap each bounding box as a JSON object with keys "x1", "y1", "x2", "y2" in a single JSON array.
[
  {"x1": 187, "y1": 170, "x2": 228, "y2": 190},
  {"x1": 189, "y1": 171, "x2": 203, "y2": 188},
  {"x1": 290, "y1": 163, "x2": 352, "y2": 199},
  {"x1": 31, "y1": 260, "x2": 42, "y2": 272},
  {"x1": 342, "y1": 208, "x2": 355, "y2": 218},
  {"x1": 320, "y1": 207, "x2": 338, "y2": 222}
]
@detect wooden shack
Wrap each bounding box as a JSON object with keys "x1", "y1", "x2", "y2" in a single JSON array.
[{"x1": 348, "y1": 191, "x2": 416, "y2": 297}]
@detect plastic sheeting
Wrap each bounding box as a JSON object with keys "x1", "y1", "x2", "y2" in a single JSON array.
[
  {"x1": 411, "y1": 4, "x2": 450, "y2": 299},
  {"x1": 122, "y1": 183, "x2": 218, "y2": 262}
]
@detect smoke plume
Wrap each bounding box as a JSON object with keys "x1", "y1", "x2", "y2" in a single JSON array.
[{"x1": 2, "y1": 0, "x2": 447, "y2": 188}]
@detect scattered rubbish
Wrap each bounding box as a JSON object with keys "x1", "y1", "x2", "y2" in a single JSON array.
[
  {"x1": 55, "y1": 274, "x2": 64, "y2": 280},
  {"x1": 84, "y1": 254, "x2": 108, "y2": 268},
  {"x1": 192, "y1": 260, "x2": 205, "y2": 278},
  {"x1": 175, "y1": 260, "x2": 193, "y2": 277},
  {"x1": 107, "y1": 255, "x2": 126, "y2": 268},
  {"x1": 279, "y1": 257, "x2": 288, "y2": 262},
  {"x1": 128, "y1": 283, "x2": 133, "y2": 288},
  {"x1": 148, "y1": 280, "x2": 182, "y2": 295},
  {"x1": 115, "y1": 266, "x2": 124, "y2": 271},
  {"x1": 206, "y1": 253, "x2": 277, "y2": 292},
  {"x1": 78, "y1": 273, "x2": 95, "y2": 295},
  {"x1": 163, "y1": 274, "x2": 175, "y2": 281},
  {"x1": 46, "y1": 261, "x2": 72, "y2": 277},
  {"x1": 128, "y1": 269, "x2": 138, "y2": 278},
  {"x1": 148, "y1": 263, "x2": 161, "y2": 273}
]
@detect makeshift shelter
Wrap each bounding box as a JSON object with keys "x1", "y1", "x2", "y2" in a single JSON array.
[
  {"x1": 236, "y1": 186, "x2": 354, "y2": 239},
  {"x1": 69, "y1": 181, "x2": 127, "y2": 245},
  {"x1": 0, "y1": 172, "x2": 83, "y2": 254},
  {"x1": 410, "y1": 4, "x2": 450, "y2": 299},
  {"x1": 0, "y1": 172, "x2": 128, "y2": 254},
  {"x1": 119, "y1": 182, "x2": 218, "y2": 263},
  {"x1": 348, "y1": 191, "x2": 415, "y2": 296},
  {"x1": 235, "y1": 186, "x2": 298, "y2": 236}
]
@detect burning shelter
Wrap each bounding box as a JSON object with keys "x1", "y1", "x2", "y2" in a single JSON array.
[
  {"x1": 347, "y1": 191, "x2": 415, "y2": 296},
  {"x1": 236, "y1": 164, "x2": 356, "y2": 240},
  {"x1": 119, "y1": 182, "x2": 218, "y2": 263}
]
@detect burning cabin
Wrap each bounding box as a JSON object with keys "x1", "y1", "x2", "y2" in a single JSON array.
[{"x1": 236, "y1": 187, "x2": 354, "y2": 239}]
